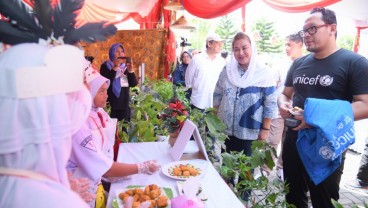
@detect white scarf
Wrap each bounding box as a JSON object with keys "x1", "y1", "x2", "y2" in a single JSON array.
[{"x1": 226, "y1": 34, "x2": 275, "y2": 88}]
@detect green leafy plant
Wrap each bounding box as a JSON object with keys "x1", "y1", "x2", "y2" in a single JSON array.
[
  {"x1": 118, "y1": 86, "x2": 166, "y2": 142},
  {"x1": 220, "y1": 141, "x2": 293, "y2": 207},
  {"x1": 117, "y1": 79, "x2": 189, "y2": 142},
  {"x1": 151, "y1": 79, "x2": 174, "y2": 104},
  {"x1": 189, "y1": 108, "x2": 228, "y2": 164}
]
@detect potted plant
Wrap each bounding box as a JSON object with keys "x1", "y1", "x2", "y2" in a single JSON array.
[
  {"x1": 118, "y1": 85, "x2": 166, "y2": 143},
  {"x1": 189, "y1": 108, "x2": 228, "y2": 165},
  {"x1": 159, "y1": 98, "x2": 189, "y2": 146},
  {"x1": 220, "y1": 141, "x2": 291, "y2": 207}
]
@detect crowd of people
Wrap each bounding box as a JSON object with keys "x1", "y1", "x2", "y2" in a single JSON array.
[{"x1": 1, "y1": 2, "x2": 368, "y2": 208}]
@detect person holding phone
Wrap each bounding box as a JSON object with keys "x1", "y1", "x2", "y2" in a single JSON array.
[
  {"x1": 100, "y1": 43, "x2": 137, "y2": 161},
  {"x1": 100, "y1": 43, "x2": 138, "y2": 124}
]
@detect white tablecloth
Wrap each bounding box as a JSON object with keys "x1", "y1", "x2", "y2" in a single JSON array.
[{"x1": 106, "y1": 141, "x2": 244, "y2": 208}]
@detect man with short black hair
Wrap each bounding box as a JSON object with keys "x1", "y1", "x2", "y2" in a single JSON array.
[
  {"x1": 267, "y1": 33, "x2": 303, "y2": 181},
  {"x1": 278, "y1": 7, "x2": 368, "y2": 207}
]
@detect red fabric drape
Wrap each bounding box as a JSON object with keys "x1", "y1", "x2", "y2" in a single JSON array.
[
  {"x1": 163, "y1": 0, "x2": 176, "y2": 79},
  {"x1": 22, "y1": 0, "x2": 58, "y2": 8},
  {"x1": 262, "y1": 0, "x2": 341, "y2": 13},
  {"x1": 241, "y1": 5, "x2": 246, "y2": 32},
  {"x1": 182, "y1": 0, "x2": 251, "y2": 19},
  {"x1": 138, "y1": 0, "x2": 162, "y2": 29}
]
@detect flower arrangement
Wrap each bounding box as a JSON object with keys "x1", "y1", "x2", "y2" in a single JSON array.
[{"x1": 160, "y1": 98, "x2": 188, "y2": 134}]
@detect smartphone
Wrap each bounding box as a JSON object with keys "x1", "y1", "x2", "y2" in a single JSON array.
[
  {"x1": 285, "y1": 118, "x2": 301, "y2": 128},
  {"x1": 117, "y1": 56, "x2": 132, "y2": 63}
]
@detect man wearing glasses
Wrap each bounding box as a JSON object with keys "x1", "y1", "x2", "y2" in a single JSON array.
[{"x1": 278, "y1": 7, "x2": 368, "y2": 208}]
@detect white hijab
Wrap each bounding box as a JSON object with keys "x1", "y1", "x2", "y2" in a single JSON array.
[
  {"x1": 0, "y1": 44, "x2": 91, "y2": 207},
  {"x1": 226, "y1": 33, "x2": 275, "y2": 88}
]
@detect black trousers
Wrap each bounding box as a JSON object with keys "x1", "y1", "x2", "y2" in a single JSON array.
[
  {"x1": 110, "y1": 108, "x2": 131, "y2": 122},
  {"x1": 282, "y1": 130, "x2": 345, "y2": 208},
  {"x1": 357, "y1": 141, "x2": 368, "y2": 185},
  {"x1": 224, "y1": 135, "x2": 253, "y2": 156}
]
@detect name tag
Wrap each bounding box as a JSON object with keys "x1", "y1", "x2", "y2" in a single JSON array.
[{"x1": 120, "y1": 76, "x2": 129, "y2": 87}]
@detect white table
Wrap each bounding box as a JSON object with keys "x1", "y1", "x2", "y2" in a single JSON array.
[{"x1": 107, "y1": 141, "x2": 244, "y2": 208}]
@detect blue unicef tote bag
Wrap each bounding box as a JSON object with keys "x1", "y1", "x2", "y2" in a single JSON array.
[{"x1": 296, "y1": 98, "x2": 355, "y2": 185}]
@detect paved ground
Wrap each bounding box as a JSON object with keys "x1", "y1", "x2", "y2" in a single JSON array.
[
  {"x1": 338, "y1": 149, "x2": 368, "y2": 207},
  {"x1": 248, "y1": 149, "x2": 368, "y2": 207}
]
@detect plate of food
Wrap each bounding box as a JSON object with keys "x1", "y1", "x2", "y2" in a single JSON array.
[
  {"x1": 289, "y1": 106, "x2": 304, "y2": 116},
  {"x1": 162, "y1": 160, "x2": 206, "y2": 180},
  {"x1": 113, "y1": 184, "x2": 173, "y2": 208}
]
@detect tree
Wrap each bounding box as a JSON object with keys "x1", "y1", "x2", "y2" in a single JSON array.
[
  {"x1": 337, "y1": 34, "x2": 354, "y2": 50},
  {"x1": 215, "y1": 15, "x2": 238, "y2": 52},
  {"x1": 251, "y1": 18, "x2": 283, "y2": 54},
  {"x1": 187, "y1": 18, "x2": 212, "y2": 51}
]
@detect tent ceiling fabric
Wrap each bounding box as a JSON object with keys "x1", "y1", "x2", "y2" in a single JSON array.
[
  {"x1": 182, "y1": 0, "x2": 251, "y2": 19},
  {"x1": 20, "y1": 0, "x2": 367, "y2": 28},
  {"x1": 73, "y1": 0, "x2": 367, "y2": 26},
  {"x1": 85, "y1": 0, "x2": 158, "y2": 16},
  {"x1": 76, "y1": 0, "x2": 158, "y2": 25},
  {"x1": 262, "y1": 0, "x2": 341, "y2": 13}
]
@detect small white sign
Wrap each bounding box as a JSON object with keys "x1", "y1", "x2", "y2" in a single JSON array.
[{"x1": 170, "y1": 119, "x2": 209, "y2": 161}]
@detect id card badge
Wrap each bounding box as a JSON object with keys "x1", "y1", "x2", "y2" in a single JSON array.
[{"x1": 120, "y1": 76, "x2": 129, "y2": 87}]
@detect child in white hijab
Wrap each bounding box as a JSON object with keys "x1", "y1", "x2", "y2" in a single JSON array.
[
  {"x1": 0, "y1": 44, "x2": 91, "y2": 208},
  {"x1": 67, "y1": 61, "x2": 160, "y2": 207}
]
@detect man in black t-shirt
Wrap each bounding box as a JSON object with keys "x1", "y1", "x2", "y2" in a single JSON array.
[{"x1": 278, "y1": 7, "x2": 368, "y2": 208}]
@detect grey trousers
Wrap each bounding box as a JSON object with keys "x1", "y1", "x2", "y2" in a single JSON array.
[{"x1": 357, "y1": 141, "x2": 368, "y2": 185}]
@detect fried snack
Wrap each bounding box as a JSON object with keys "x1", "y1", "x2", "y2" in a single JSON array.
[
  {"x1": 156, "y1": 195, "x2": 168, "y2": 208},
  {"x1": 148, "y1": 200, "x2": 156, "y2": 208},
  {"x1": 138, "y1": 194, "x2": 151, "y2": 203},
  {"x1": 180, "y1": 164, "x2": 190, "y2": 171},
  {"x1": 150, "y1": 189, "x2": 161, "y2": 199},
  {"x1": 188, "y1": 167, "x2": 198, "y2": 176},
  {"x1": 119, "y1": 184, "x2": 166, "y2": 207},
  {"x1": 134, "y1": 188, "x2": 144, "y2": 195},
  {"x1": 118, "y1": 193, "x2": 129, "y2": 201},
  {"x1": 133, "y1": 194, "x2": 140, "y2": 202},
  {"x1": 144, "y1": 186, "x2": 151, "y2": 195},
  {"x1": 173, "y1": 167, "x2": 182, "y2": 176},
  {"x1": 125, "y1": 189, "x2": 134, "y2": 196},
  {"x1": 132, "y1": 201, "x2": 141, "y2": 208},
  {"x1": 149, "y1": 184, "x2": 159, "y2": 190},
  {"x1": 292, "y1": 106, "x2": 303, "y2": 112},
  {"x1": 171, "y1": 164, "x2": 201, "y2": 177},
  {"x1": 182, "y1": 170, "x2": 190, "y2": 177}
]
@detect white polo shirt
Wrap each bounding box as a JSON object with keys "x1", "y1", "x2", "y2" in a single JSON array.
[{"x1": 185, "y1": 52, "x2": 226, "y2": 109}]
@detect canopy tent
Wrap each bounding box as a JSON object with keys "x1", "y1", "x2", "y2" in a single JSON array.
[
  {"x1": 58, "y1": 0, "x2": 367, "y2": 26},
  {"x1": 72, "y1": 0, "x2": 368, "y2": 55},
  {"x1": 9, "y1": 0, "x2": 367, "y2": 76}
]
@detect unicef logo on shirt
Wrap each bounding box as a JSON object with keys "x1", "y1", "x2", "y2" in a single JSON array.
[
  {"x1": 319, "y1": 75, "x2": 333, "y2": 86},
  {"x1": 319, "y1": 146, "x2": 334, "y2": 160}
]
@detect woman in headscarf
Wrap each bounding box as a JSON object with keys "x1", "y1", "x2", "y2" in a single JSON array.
[
  {"x1": 100, "y1": 43, "x2": 138, "y2": 123},
  {"x1": 214, "y1": 32, "x2": 277, "y2": 153},
  {"x1": 213, "y1": 32, "x2": 277, "y2": 199},
  {"x1": 173, "y1": 51, "x2": 192, "y2": 87}
]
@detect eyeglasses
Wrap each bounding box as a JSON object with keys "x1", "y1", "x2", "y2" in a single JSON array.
[{"x1": 298, "y1": 24, "x2": 330, "y2": 38}]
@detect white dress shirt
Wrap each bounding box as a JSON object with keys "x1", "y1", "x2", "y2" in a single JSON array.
[{"x1": 185, "y1": 52, "x2": 226, "y2": 109}]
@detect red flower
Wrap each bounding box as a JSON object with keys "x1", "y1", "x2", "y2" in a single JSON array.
[{"x1": 160, "y1": 99, "x2": 188, "y2": 134}]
